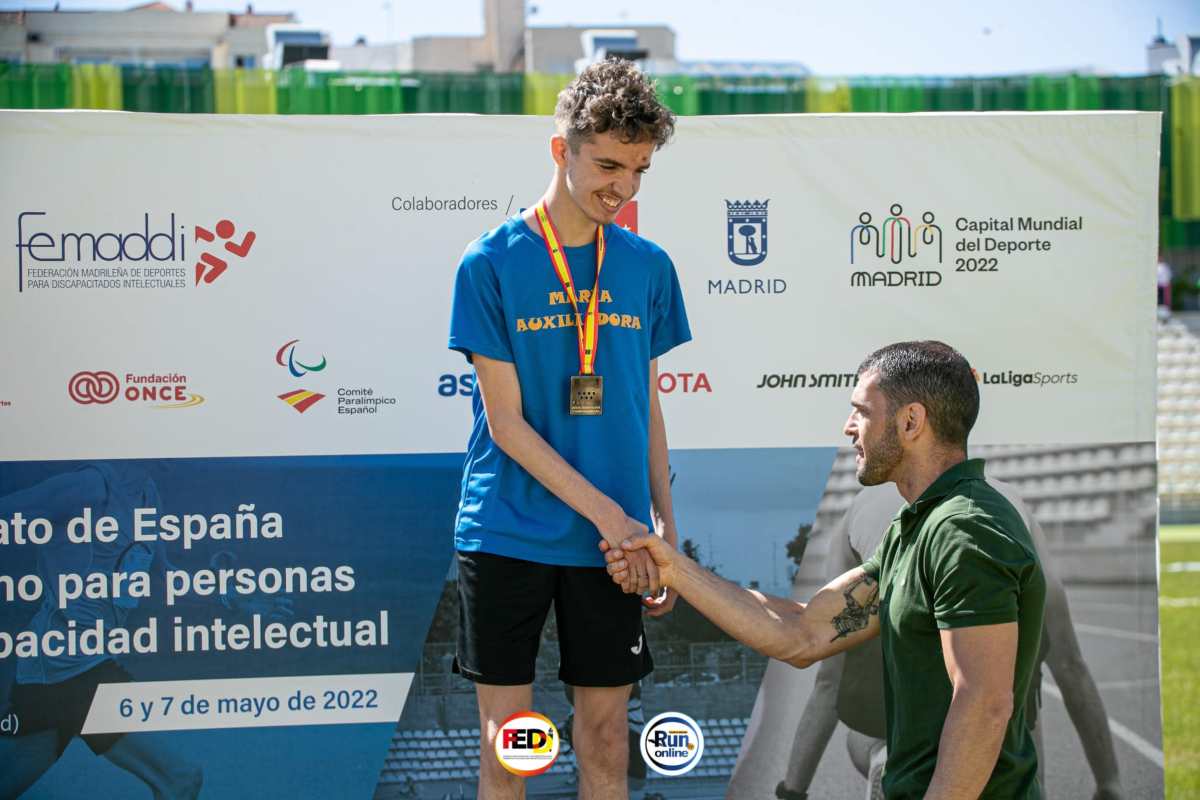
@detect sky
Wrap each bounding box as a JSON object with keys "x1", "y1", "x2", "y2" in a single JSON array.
[
  {"x1": 667, "y1": 448, "x2": 835, "y2": 593},
  {"x1": 9, "y1": 0, "x2": 1200, "y2": 75}
]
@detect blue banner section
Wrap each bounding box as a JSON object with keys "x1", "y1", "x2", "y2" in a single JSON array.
[
  {"x1": 21, "y1": 723, "x2": 397, "y2": 800},
  {"x1": 0, "y1": 454, "x2": 464, "y2": 799},
  {"x1": 0, "y1": 454, "x2": 462, "y2": 683}
]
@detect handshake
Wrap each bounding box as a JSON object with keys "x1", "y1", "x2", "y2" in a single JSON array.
[{"x1": 598, "y1": 515, "x2": 682, "y2": 618}]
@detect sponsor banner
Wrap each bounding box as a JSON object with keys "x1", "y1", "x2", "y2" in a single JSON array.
[
  {"x1": 0, "y1": 111, "x2": 1160, "y2": 799},
  {"x1": 0, "y1": 111, "x2": 1157, "y2": 459},
  {"x1": 82, "y1": 672, "x2": 413, "y2": 733}
]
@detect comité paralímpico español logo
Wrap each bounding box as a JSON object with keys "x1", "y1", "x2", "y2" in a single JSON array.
[
  {"x1": 15, "y1": 211, "x2": 256, "y2": 292},
  {"x1": 275, "y1": 339, "x2": 327, "y2": 413},
  {"x1": 849, "y1": 204, "x2": 943, "y2": 288}
]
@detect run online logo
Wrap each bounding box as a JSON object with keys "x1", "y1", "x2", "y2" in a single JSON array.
[{"x1": 640, "y1": 712, "x2": 705, "y2": 776}]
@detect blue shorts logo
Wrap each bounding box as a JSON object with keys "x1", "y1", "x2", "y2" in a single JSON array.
[
  {"x1": 640, "y1": 711, "x2": 704, "y2": 776},
  {"x1": 726, "y1": 200, "x2": 768, "y2": 267}
]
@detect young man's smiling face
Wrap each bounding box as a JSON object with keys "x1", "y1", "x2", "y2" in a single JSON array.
[{"x1": 558, "y1": 131, "x2": 655, "y2": 227}]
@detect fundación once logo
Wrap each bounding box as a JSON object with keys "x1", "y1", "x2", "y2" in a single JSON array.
[
  {"x1": 640, "y1": 711, "x2": 704, "y2": 776},
  {"x1": 68, "y1": 370, "x2": 120, "y2": 404},
  {"x1": 15, "y1": 211, "x2": 257, "y2": 292},
  {"x1": 275, "y1": 339, "x2": 327, "y2": 414},
  {"x1": 68, "y1": 370, "x2": 204, "y2": 408},
  {"x1": 494, "y1": 711, "x2": 560, "y2": 777},
  {"x1": 849, "y1": 204, "x2": 943, "y2": 288}
]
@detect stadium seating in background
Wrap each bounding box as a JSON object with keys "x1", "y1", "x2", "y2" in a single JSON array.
[{"x1": 1160, "y1": 315, "x2": 1200, "y2": 519}]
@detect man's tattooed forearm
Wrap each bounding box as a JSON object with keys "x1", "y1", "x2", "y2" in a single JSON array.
[{"x1": 829, "y1": 575, "x2": 880, "y2": 642}]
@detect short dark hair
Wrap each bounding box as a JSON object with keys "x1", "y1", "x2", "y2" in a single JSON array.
[
  {"x1": 856, "y1": 341, "x2": 979, "y2": 449},
  {"x1": 554, "y1": 58, "x2": 676, "y2": 151}
]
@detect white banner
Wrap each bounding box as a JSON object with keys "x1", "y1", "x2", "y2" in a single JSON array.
[{"x1": 0, "y1": 110, "x2": 1159, "y2": 459}]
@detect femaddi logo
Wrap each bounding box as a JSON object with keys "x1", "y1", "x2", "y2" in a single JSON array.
[{"x1": 14, "y1": 211, "x2": 256, "y2": 292}]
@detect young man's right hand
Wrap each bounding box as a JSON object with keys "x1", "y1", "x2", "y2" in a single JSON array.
[
  {"x1": 602, "y1": 532, "x2": 680, "y2": 593},
  {"x1": 598, "y1": 513, "x2": 657, "y2": 594}
]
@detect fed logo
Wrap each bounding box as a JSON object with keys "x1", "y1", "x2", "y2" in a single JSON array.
[
  {"x1": 494, "y1": 711, "x2": 560, "y2": 777},
  {"x1": 640, "y1": 711, "x2": 704, "y2": 776}
]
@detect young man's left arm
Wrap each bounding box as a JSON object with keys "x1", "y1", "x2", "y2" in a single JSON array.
[
  {"x1": 925, "y1": 622, "x2": 1019, "y2": 799},
  {"x1": 645, "y1": 357, "x2": 678, "y2": 616}
]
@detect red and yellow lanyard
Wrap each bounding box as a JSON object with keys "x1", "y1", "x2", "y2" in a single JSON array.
[{"x1": 534, "y1": 201, "x2": 606, "y2": 376}]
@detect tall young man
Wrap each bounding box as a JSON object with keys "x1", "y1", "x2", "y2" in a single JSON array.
[
  {"x1": 447, "y1": 59, "x2": 690, "y2": 799},
  {"x1": 606, "y1": 341, "x2": 1048, "y2": 799}
]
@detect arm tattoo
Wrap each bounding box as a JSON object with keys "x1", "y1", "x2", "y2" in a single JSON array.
[{"x1": 829, "y1": 574, "x2": 880, "y2": 642}]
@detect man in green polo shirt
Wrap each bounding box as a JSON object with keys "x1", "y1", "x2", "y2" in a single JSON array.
[{"x1": 603, "y1": 340, "x2": 1046, "y2": 799}]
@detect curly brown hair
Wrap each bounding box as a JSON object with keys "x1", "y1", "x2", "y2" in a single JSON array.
[{"x1": 554, "y1": 58, "x2": 676, "y2": 151}]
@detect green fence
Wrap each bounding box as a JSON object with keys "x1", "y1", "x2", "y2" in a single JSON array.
[
  {"x1": 0, "y1": 64, "x2": 1183, "y2": 119},
  {"x1": 0, "y1": 63, "x2": 71, "y2": 108},
  {"x1": 1173, "y1": 79, "x2": 1200, "y2": 224},
  {"x1": 1, "y1": 65, "x2": 1196, "y2": 237},
  {"x1": 122, "y1": 66, "x2": 214, "y2": 113}
]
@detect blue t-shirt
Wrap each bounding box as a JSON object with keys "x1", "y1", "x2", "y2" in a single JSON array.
[{"x1": 448, "y1": 215, "x2": 691, "y2": 567}]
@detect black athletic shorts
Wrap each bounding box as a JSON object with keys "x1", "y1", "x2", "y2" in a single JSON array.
[
  {"x1": 9, "y1": 659, "x2": 133, "y2": 756},
  {"x1": 454, "y1": 551, "x2": 652, "y2": 687}
]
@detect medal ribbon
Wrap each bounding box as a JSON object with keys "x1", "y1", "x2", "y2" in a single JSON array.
[{"x1": 534, "y1": 201, "x2": 606, "y2": 376}]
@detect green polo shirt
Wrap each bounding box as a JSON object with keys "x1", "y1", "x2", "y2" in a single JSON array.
[{"x1": 861, "y1": 458, "x2": 1045, "y2": 799}]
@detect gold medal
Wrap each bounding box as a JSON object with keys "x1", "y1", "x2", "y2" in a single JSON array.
[
  {"x1": 535, "y1": 201, "x2": 607, "y2": 417},
  {"x1": 569, "y1": 374, "x2": 604, "y2": 415}
]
